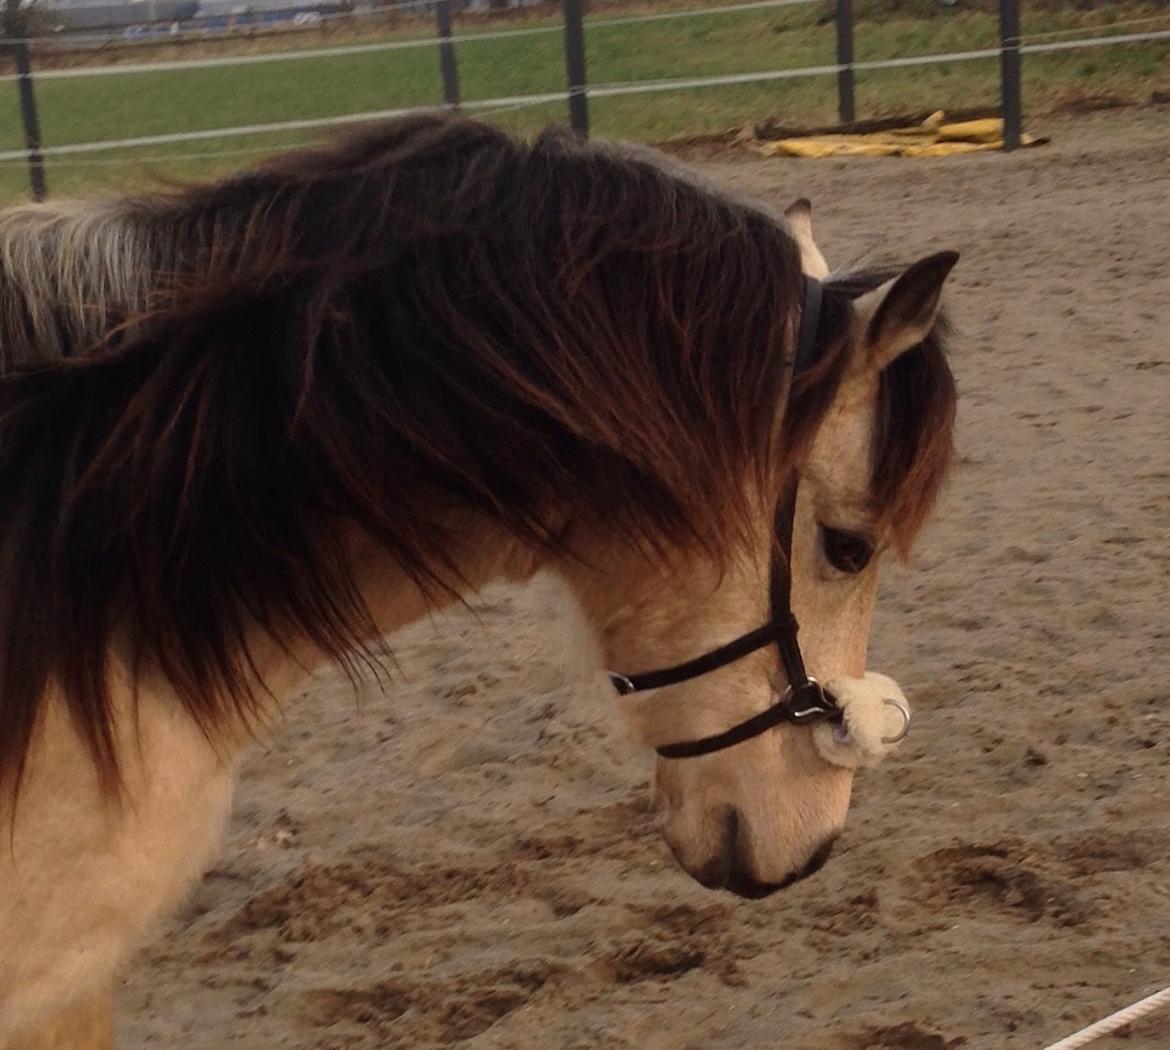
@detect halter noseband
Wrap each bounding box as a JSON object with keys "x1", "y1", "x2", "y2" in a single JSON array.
[{"x1": 607, "y1": 276, "x2": 841, "y2": 759}]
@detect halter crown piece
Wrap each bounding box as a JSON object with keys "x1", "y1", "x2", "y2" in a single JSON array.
[{"x1": 606, "y1": 276, "x2": 841, "y2": 759}]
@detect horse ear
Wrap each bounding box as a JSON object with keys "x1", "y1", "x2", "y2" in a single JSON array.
[
  {"x1": 783, "y1": 198, "x2": 830, "y2": 279},
  {"x1": 851, "y1": 251, "x2": 958, "y2": 370},
  {"x1": 783, "y1": 197, "x2": 812, "y2": 230}
]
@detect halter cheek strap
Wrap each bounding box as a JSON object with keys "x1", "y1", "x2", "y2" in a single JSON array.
[{"x1": 795, "y1": 276, "x2": 824, "y2": 373}]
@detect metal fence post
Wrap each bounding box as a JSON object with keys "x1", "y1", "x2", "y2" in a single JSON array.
[
  {"x1": 835, "y1": 0, "x2": 855, "y2": 124},
  {"x1": 435, "y1": 0, "x2": 460, "y2": 110},
  {"x1": 9, "y1": 42, "x2": 47, "y2": 201},
  {"x1": 562, "y1": 0, "x2": 589, "y2": 136},
  {"x1": 998, "y1": 0, "x2": 1022, "y2": 150}
]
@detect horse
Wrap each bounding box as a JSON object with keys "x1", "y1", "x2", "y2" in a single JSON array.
[{"x1": 0, "y1": 115, "x2": 957, "y2": 1048}]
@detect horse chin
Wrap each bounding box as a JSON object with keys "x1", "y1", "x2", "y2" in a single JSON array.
[
  {"x1": 655, "y1": 746, "x2": 853, "y2": 898},
  {"x1": 660, "y1": 800, "x2": 845, "y2": 899},
  {"x1": 724, "y1": 836, "x2": 838, "y2": 898},
  {"x1": 670, "y1": 834, "x2": 839, "y2": 899}
]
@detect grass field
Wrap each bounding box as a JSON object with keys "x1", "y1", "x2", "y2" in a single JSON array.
[{"x1": 0, "y1": 0, "x2": 1166, "y2": 200}]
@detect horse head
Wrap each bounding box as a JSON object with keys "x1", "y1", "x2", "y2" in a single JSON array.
[{"x1": 560, "y1": 202, "x2": 958, "y2": 896}]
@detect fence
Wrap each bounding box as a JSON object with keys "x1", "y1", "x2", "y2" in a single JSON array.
[{"x1": 2, "y1": 0, "x2": 1169, "y2": 200}]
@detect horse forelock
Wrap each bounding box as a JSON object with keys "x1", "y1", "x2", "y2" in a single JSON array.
[{"x1": 0, "y1": 113, "x2": 856, "y2": 802}]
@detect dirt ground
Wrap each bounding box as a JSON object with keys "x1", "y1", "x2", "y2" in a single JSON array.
[{"x1": 121, "y1": 107, "x2": 1170, "y2": 1049}]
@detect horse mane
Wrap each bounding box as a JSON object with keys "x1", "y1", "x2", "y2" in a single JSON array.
[
  {"x1": 0, "y1": 114, "x2": 853, "y2": 800},
  {"x1": 0, "y1": 199, "x2": 160, "y2": 367}
]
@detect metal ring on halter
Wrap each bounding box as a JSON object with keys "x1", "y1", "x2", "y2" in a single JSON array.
[
  {"x1": 881, "y1": 697, "x2": 911, "y2": 744},
  {"x1": 608, "y1": 672, "x2": 636, "y2": 696},
  {"x1": 778, "y1": 676, "x2": 838, "y2": 724}
]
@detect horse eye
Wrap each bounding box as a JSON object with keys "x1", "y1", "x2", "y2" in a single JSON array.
[{"x1": 820, "y1": 525, "x2": 875, "y2": 574}]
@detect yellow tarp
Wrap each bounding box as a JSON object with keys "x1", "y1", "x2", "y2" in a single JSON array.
[{"x1": 755, "y1": 112, "x2": 1042, "y2": 159}]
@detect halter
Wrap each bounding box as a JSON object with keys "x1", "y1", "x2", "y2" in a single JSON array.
[{"x1": 607, "y1": 276, "x2": 842, "y2": 759}]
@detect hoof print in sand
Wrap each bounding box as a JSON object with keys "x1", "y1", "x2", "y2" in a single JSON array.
[
  {"x1": 915, "y1": 842, "x2": 1089, "y2": 926},
  {"x1": 598, "y1": 938, "x2": 707, "y2": 984},
  {"x1": 849, "y1": 1022, "x2": 966, "y2": 1049},
  {"x1": 300, "y1": 966, "x2": 553, "y2": 1044}
]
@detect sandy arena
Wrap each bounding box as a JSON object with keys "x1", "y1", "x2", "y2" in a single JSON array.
[{"x1": 121, "y1": 108, "x2": 1170, "y2": 1049}]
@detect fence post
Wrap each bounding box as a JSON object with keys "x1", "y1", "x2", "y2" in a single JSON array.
[
  {"x1": 835, "y1": 0, "x2": 855, "y2": 124},
  {"x1": 435, "y1": 0, "x2": 460, "y2": 110},
  {"x1": 561, "y1": 0, "x2": 589, "y2": 136},
  {"x1": 9, "y1": 42, "x2": 47, "y2": 201},
  {"x1": 998, "y1": 0, "x2": 1022, "y2": 150}
]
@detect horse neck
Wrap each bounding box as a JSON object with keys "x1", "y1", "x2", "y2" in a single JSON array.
[{"x1": 249, "y1": 516, "x2": 547, "y2": 708}]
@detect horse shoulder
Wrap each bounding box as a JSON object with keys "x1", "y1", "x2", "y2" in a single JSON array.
[{"x1": 0, "y1": 683, "x2": 238, "y2": 1043}]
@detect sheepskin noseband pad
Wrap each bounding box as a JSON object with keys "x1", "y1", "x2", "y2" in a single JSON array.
[{"x1": 813, "y1": 672, "x2": 911, "y2": 769}]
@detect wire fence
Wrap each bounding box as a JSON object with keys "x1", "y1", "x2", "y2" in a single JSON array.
[
  {"x1": 2, "y1": 0, "x2": 827, "y2": 83},
  {"x1": 2, "y1": 0, "x2": 442, "y2": 46},
  {"x1": 1, "y1": 0, "x2": 1169, "y2": 198}
]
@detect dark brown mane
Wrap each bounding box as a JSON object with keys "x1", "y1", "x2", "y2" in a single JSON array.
[
  {"x1": 0, "y1": 114, "x2": 851, "y2": 799},
  {"x1": 823, "y1": 269, "x2": 958, "y2": 556}
]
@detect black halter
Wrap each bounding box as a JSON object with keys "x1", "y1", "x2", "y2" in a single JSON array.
[{"x1": 607, "y1": 277, "x2": 841, "y2": 759}]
